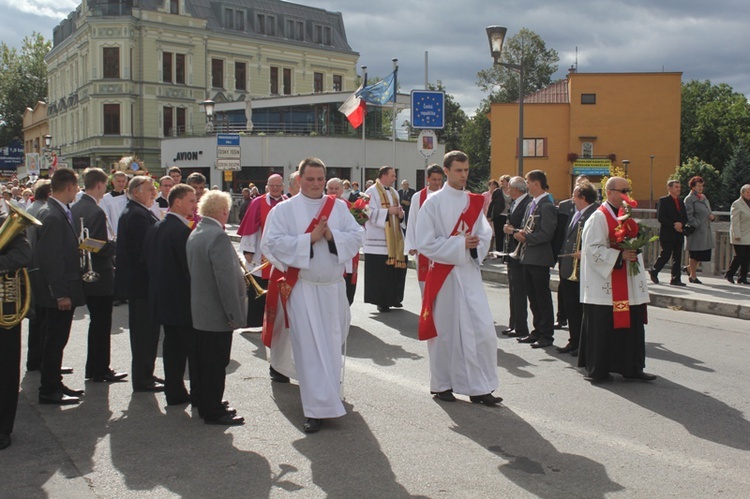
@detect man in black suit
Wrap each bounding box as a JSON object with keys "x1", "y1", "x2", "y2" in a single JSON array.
[
  {"x1": 556, "y1": 183, "x2": 599, "y2": 356},
  {"x1": 649, "y1": 180, "x2": 687, "y2": 285},
  {"x1": 34, "y1": 168, "x2": 86, "y2": 405},
  {"x1": 515, "y1": 170, "x2": 558, "y2": 349},
  {"x1": 502, "y1": 176, "x2": 532, "y2": 339},
  {"x1": 145, "y1": 184, "x2": 199, "y2": 406},
  {"x1": 398, "y1": 180, "x2": 417, "y2": 228},
  {"x1": 0, "y1": 207, "x2": 33, "y2": 449},
  {"x1": 115, "y1": 176, "x2": 162, "y2": 392},
  {"x1": 71, "y1": 168, "x2": 128, "y2": 383}
]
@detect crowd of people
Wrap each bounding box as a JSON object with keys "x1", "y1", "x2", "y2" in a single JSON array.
[{"x1": 1, "y1": 153, "x2": 748, "y2": 450}]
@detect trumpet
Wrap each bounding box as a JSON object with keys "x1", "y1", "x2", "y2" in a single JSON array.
[
  {"x1": 567, "y1": 222, "x2": 583, "y2": 282},
  {"x1": 239, "y1": 258, "x2": 267, "y2": 299},
  {"x1": 79, "y1": 218, "x2": 100, "y2": 283},
  {"x1": 508, "y1": 213, "x2": 536, "y2": 260}
]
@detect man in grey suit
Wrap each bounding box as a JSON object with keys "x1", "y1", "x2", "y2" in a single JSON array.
[
  {"x1": 556, "y1": 182, "x2": 599, "y2": 356},
  {"x1": 514, "y1": 170, "x2": 558, "y2": 349},
  {"x1": 187, "y1": 190, "x2": 247, "y2": 425}
]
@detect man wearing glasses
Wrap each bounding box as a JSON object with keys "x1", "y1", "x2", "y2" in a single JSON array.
[{"x1": 578, "y1": 177, "x2": 655, "y2": 383}]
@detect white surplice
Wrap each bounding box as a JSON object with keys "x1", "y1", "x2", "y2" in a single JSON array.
[
  {"x1": 261, "y1": 194, "x2": 364, "y2": 418},
  {"x1": 416, "y1": 184, "x2": 499, "y2": 396},
  {"x1": 404, "y1": 187, "x2": 439, "y2": 294},
  {"x1": 581, "y1": 206, "x2": 650, "y2": 306}
]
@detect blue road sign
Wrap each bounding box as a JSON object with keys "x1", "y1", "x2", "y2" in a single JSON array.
[
  {"x1": 411, "y1": 90, "x2": 445, "y2": 129},
  {"x1": 217, "y1": 133, "x2": 240, "y2": 146}
]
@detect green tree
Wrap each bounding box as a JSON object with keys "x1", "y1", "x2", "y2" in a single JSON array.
[
  {"x1": 720, "y1": 141, "x2": 750, "y2": 209},
  {"x1": 476, "y1": 27, "x2": 559, "y2": 103},
  {"x1": 672, "y1": 157, "x2": 722, "y2": 206},
  {"x1": 0, "y1": 32, "x2": 51, "y2": 145},
  {"x1": 681, "y1": 80, "x2": 750, "y2": 172},
  {"x1": 460, "y1": 102, "x2": 491, "y2": 191}
]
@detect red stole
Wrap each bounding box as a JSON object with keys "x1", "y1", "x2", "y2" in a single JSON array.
[
  {"x1": 600, "y1": 204, "x2": 632, "y2": 329},
  {"x1": 262, "y1": 195, "x2": 337, "y2": 347},
  {"x1": 418, "y1": 193, "x2": 485, "y2": 341},
  {"x1": 416, "y1": 188, "x2": 430, "y2": 283}
]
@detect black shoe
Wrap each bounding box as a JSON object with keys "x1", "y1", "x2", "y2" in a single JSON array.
[
  {"x1": 500, "y1": 328, "x2": 514, "y2": 336},
  {"x1": 623, "y1": 372, "x2": 657, "y2": 382},
  {"x1": 470, "y1": 393, "x2": 503, "y2": 406},
  {"x1": 688, "y1": 277, "x2": 702, "y2": 284},
  {"x1": 133, "y1": 382, "x2": 165, "y2": 393},
  {"x1": 682, "y1": 266, "x2": 689, "y2": 276},
  {"x1": 270, "y1": 366, "x2": 290, "y2": 383},
  {"x1": 205, "y1": 413, "x2": 245, "y2": 426},
  {"x1": 61, "y1": 385, "x2": 84, "y2": 397},
  {"x1": 61, "y1": 366, "x2": 74, "y2": 375},
  {"x1": 670, "y1": 280, "x2": 687, "y2": 287},
  {"x1": 39, "y1": 391, "x2": 80, "y2": 405},
  {"x1": 89, "y1": 370, "x2": 128, "y2": 383},
  {"x1": 556, "y1": 343, "x2": 575, "y2": 354},
  {"x1": 153, "y1": 376, "x2": 165, "y2": 384},
  {"x1": 531, "y1": 339, "x2": 554, "y2": 349},
  {"x1": 553, "y1": 321, "x2": 567, "y2": 330},
  {"x1": 517, "y1": 335, "x2": 539, "y2": 344},
  {"x1": 392, "y1": 303, "x2": 403, "y2": 308},
  {"x1": 303, "y1": 418, "x2": 322, "y2": 433},
  {"x1": 725, "y1": 273, "x2": 735, "y2": 284},
  {"x1": 377, "y1": 306, "x2": 390, "y2": 313},
  {"x1": 738, "y1": 279, "x2": 749, "y2": 285},
  {"x1": 648, "y1": 268, "x2": 659, "y2": 284},
  {"x1": 506, "y1": 330, "x2": 528, "y2": 338},
  {"x1": 0, "y1": 433, "x2": 10, "y2": 450},
  {"x1": 570, "y1": 349, "x2": 578, "y2": 357},
  {"x1": 584, "y1": 374, "x2": 614, "y2": 383},
  {"x1": 432, "y1": 390, "x2": 456, "y2": 402}
]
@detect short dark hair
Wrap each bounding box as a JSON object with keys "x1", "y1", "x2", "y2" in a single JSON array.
[
  {"x1": 33, "y1": 180, "x2": 52, "y2": 201},
  {"x1": 489, "y1": 180, "x2": 500, "y2": 189},
  {"x1": 574, "y1": 182, "x2": 597, "y2": 204},
  {"x1": 168, "y1": 166, "x2": 182, "y2": 176},
  {"x1": 525, "y1": 169, "x2": 549, "y2": 190},
  {"x1": 83, "y1": 167, "x2": 108, "y2": 191},
  {"x1": 688, "y1": 176, "x2": 704, "y2": 189},
  {"x1": 186, "y1": 172, "x2": 206, "y2": 186},
  {"x1": 378, "y1": 165, "x2": 394, "y2": 179},
  {"x1": 443, "y1": 150, "x2": 468, "y2": 169},
  {"x1": 168, "y1": 183, "x2": 195, "y2": 207},
  {"x1": 298, "y1": 157, "x2": 326, "y2": 176},
  {"x1": 426, "y1": 164, "x2": 443, "y2": 178},
  {"x1": 50, "y1": 168, "x2": 78, "y2": 193},
  {"x1": 667, "y1": 179, "x2": 680, "y2": 188}
]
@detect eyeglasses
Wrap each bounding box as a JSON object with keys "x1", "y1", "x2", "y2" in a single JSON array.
[{"x1": 608, "y1": 188, "x2": 631, "y2": 194}]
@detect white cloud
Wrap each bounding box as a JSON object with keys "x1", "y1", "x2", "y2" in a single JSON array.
[{"x1": 0, "y1": 0, "x2": 77, "y2": 18}]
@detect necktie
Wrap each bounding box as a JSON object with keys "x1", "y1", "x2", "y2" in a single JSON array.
[
  {"x1": 569, "y1": 210, "x2": 582, "y2": 229},
  {"x1": 509, "y1": 199, "x2": 515, "y2": 214},
  {"x1": 529, "y1": 200, "x2": 537, "y2": 216},
  {"x1": 65, "y1": 207, "x2": 73, "y2": 226}
]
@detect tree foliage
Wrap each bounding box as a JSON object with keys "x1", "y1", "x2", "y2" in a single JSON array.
[
  {"x1": 0, "y1": 32, "x2": 51, "y2": 145},
  {"x1": 476, "y1": 28, "x2": 559, "y2": 103},
  {"x1": 681, "y1": 80, "x2": 750, "y2": 173},
  {"x1": 460, "y1": 102, "x2": 491, "y2": 191},
  {"x1": 720, "y1": 141, "x2": 750, "y2": 209},
  {"x1": 427, "y1": 81, "x2": 467, "y2": 153},
  {"x1": 672, "y1": 157, "x2": 722, "y2": 206}
]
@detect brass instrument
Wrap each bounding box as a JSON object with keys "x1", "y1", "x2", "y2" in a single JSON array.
[
  {"x1": 508, "y1": 212, "x2": 536, "y2": 260},
  {"x1": 568, "y1": 222, "x2": 583, "y2": 282},
  {"x1": 0, "y1": 202, "x2": 42, "y2": 329},
  {"x1": 240, "y1": 258, "x2": 267, "y2": 299},
  {"x1": 79, "y1": 218, "x2": 100, "y2": 283}
]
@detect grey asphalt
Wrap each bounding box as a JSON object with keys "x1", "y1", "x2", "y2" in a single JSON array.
[{"x1": 1, "y1": 253, "x2": 749, "y2": 497}]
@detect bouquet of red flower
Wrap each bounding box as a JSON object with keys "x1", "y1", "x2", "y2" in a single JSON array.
[
  {"x1": 350, "y1": 195, "x2": 371, "y2": 226},
  {"x1": 613, "y1": 195, "x2": 659, "y2": 276}
]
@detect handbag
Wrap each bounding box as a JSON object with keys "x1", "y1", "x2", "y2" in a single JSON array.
[{"x1": 683, "y1": 223, "x2": 696, "y2": 236}]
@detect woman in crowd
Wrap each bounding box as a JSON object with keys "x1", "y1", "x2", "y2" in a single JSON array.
[
  {"x1": 725, "y1": 184, "x2": 750, "y2": 284},
  {"x1": 684, "y1": 176, "x2": 715, "y2": 284}
]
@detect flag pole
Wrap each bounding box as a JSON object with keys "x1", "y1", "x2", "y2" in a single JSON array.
[
  {"x1": 361, "y1": 65, "x2": 367, "y2": 188},
  {"x1": 391, "y1": 58, "x2": 398, "y2": 171}
]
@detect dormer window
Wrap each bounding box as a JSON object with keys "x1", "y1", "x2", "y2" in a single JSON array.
[
  {"x1": 257, "y1": 13, "x2": 275, "y2": 35},
  {"x1": 170, "y1": 0, "x2": 179, "y2": 14},
  {"x1": 225, "y1": 8, "x2": 245, "y2": 31}
]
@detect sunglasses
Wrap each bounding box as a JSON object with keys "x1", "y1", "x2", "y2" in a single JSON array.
[{"x1": 609, "y1": 188, "x2": 631, "y2": 194}]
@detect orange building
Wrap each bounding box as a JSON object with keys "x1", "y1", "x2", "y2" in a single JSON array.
[{"x1": 489, "y1": 71, "x2": 682, "y2": 206}]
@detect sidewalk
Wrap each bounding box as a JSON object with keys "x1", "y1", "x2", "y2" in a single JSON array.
[{"x1": 226, "y1": 224, "x2": 749, "y2": 320}]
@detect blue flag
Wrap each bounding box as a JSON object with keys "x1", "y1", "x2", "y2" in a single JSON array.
[{"x1": 356, "y1": 69, "x2": 397, "y2": 105}]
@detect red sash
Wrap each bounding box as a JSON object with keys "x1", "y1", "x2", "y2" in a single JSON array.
[
  {"x1": 261, "y1": 195, "x2": 337, "y2": 347},
  {"x1": 257, "y1": 195, "x2": 276, "y2": 279},
  {"x1": 418, "y1": 193, "x2": 485, "y2": 341},
  {"x1": 600, "y1": 204, "x2": 632, "y2": 329},
  {"x1": 416, "y1": 188, "x2": 431, "y2": 282}
]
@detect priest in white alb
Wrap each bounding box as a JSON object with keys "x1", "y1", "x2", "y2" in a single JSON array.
[
  {"x1": 416, "y1": 151, "x2": 502, "y2": 406},
  {"x1": 261, "y1": 157, "x2": 364, "y2": 433}
]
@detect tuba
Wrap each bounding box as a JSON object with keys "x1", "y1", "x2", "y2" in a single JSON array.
[{"x1": 0, "y1": 202, "x2": 42, "y2": 329}]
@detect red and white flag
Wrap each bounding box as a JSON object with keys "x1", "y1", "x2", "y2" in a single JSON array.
[{"x1": 338, "y1": 86, "x2": 366, "y2": 129}]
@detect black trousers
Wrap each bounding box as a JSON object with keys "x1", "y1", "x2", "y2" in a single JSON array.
[
  {"x1": 344, "y1": 273, "x2": 356, "y2": 305},
  {"x1": 652, "y1": 238, "x2": 684, "y2": 281},
  {"x1": 85, "y1": 294, "x2": 113, "y2": 378},
  {"x1": 492, "y1": 215, "x2": 508, "y2": 253},
  {"x1": 0, "y1": 324, "x2": 21, "y2": 435},
  {"x1": 559, "y1": 279, "x2": 583, "y2": 348},
  {"x1": 364, "y1": 253, "x2": 406, "y2": 307},
  {"x1": 195, "y1": 330, "x2": 233, "y2": 421},
  {"x1": 26, "y1": 307, "x2": 46, "y2": 371},
  {"x1": 556, "y1": 283, "x2": 568, "y2": 323},
  {"x1": 726, "y1": 244, "x2": 750, "y2": 281},
  {"x1": 39, "y1": 307, "x2": 75, "y2": 394},
  {"x1": 128, "y1": 298, "x2": 161, "y2": 389},
  {"x1": 507, "y1": 263, "x2": 529, "y2": 335},
  {"x1": 523, "y1": 265, "x2": 554, "y2": 340},
  {"x1": 162, "y1": 325, "x2": 199, "y2": 405},
  {"x1": 246, "y1": 277, "x2": 268, "y2": 327}
]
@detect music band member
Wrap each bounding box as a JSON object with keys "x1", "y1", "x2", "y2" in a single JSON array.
[{"x1": 502, "y1": 177, "x2": 531, "y2": 338}]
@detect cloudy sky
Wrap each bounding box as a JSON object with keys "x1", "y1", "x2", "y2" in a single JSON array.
[{"x1": 2, "y1": 0, "x2": 749, "y2": 114}]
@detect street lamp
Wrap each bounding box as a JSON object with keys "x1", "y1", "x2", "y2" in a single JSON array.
[
  {"x1": 650, "y1": 155, "x2": 655, "y2": 208},
  {"x1": 201, "y1": 99, "x2": 215, "y2": 133},
  {"x1": 622, "y1": 159, "x2": 630, "y2": 179},
  {"x1": 487, "y1": 25, "x2": 524, "y2": 177},
  {"x1": 43, "y1": 134, "x2": 61, "y2": 154}
]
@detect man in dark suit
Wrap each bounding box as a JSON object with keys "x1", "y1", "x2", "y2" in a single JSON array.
[
  {"x1": 398, "y1": 180, "x2": 416, "y2": 228},
  {"x1": 502, "y1": 177, "x2": 532, "y2": 339},
  {"x1": 34, "y1": 168, "x2": 86, "y2": 405},
  {"x1": 25, "y1": 179, "x2": 51, "y2": 373},
  {"x1": 71, "y1": 168, "x2": 127, "y2": 383},
  {"x1": 0, "y1": 207, "x2": 33, "y2": 449},
  {"x1": 116, "y1": 176, "x2": 162, "y2": 392},
  {"x1": 556, "y1": 183, "x2": 599, "y2": 356},
  {"x1": 145, "y1": 184, "x2": 199, "y2": 406},
  {"x1": 515, "y1": 170, "x2": 558, "y2": 349},
  {"x1": 649, "y1": 179, "x2": 687, "y2": 285}
]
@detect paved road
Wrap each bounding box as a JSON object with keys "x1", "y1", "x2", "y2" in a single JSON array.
[{"x1": 2, "y1": 265, "x2": 749, "y2": 498}]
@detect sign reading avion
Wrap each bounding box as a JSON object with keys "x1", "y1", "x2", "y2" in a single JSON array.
[{"x1": 216, "y1": 133, "x2": 241, "y2": 171}]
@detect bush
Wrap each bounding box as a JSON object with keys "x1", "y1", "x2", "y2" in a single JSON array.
[
  {"x1": 720, "y1": 141, "x2": 750, "y2": 209},
  {"x1": 672, "y1": 157, "x2": 722, "y2": 206}
]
